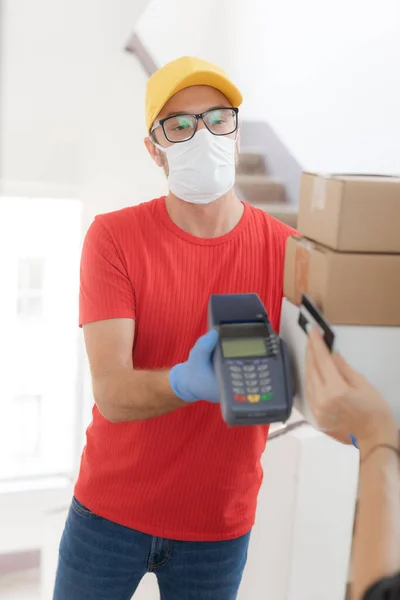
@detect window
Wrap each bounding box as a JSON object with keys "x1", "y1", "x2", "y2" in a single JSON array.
[
  {"x1": 11, "y1": 395, "x2": 42, "y2": 458},
  {"x1": 0, "y1": 197, "x2": 83, "y2": 481},
  {"x1": 16, "y1": 257, "x2": 45, "y2": 318}
]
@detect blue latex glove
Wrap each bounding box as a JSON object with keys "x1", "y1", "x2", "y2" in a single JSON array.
[{"x1": 169, "y1": 329, "x2": 220, "y2": 403}]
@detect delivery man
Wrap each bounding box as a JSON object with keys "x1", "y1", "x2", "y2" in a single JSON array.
[{"x1": 53, "y1": 56, "x2": 296, "y2": 600}]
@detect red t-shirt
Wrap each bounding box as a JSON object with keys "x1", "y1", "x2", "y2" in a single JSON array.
[{"x1": 75, "y1": 197, "x2": 295, "y2": 542}]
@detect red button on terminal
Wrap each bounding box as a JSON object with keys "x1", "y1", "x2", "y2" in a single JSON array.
[{"x1": 234, "y1": 395, "x2": 247, "y2": 403}]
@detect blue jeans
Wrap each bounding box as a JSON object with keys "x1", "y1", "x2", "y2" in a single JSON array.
[{"x1": 53, "y1": 497, "x2": 251, "y2": 600}]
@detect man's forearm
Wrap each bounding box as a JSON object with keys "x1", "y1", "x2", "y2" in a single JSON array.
[
  {"x1": 352, "y1": 440, "x2": 400, "y2": 600},
  {"x1": 93, "y1": 367, "x2": 186, "y2": 423}
]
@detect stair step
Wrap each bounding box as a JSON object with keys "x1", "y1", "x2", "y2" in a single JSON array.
[
  {"x1": 254, "y1": 203, "x2": 298, "y2": 229},
  {"x1": 236, "y1": 175, "x2": 286, "y2": 204},
  {"x1": 237, "y1": 150, "x2": 267, "y2": 175}
]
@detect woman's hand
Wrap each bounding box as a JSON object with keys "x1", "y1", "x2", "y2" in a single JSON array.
[{"x1": 305, "y1": 328, "x2": 398, "y2": 456}]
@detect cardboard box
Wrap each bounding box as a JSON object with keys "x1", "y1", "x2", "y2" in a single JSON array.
[
  {"x1": 284, "y1": 235, "x2": 400, "y2": 325},
  {"x1": 280, "y1": 298, "x2": 400, "y2": 426},
  {"x1": 297, "y1": 173, "x2": 400, "y2": 252}
]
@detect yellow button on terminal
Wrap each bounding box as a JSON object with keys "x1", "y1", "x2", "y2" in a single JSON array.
[{"x1": 247, "y1": 395, "x2": 260, "y2": 403}]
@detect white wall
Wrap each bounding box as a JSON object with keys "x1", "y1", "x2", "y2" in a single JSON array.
[
  {"x1": 138, "y1": 0, "x2": 400, "y2": 175},
  {"x1": 0, "y1": 0, "x2": 166, "y2": 216},
  {"x1": 80, "y1": 52, "x2": 166, "y2": 223},
  {"x1": 3, "y1": 0, "x2": 397, "y2": 210},
  {"x1": 0, "y1": 0, "x2": 167, "y2": 567},
  {"x1": 231, "y1": 0, "x2": 400, "y2": 174},
  {"x1": 136, "y1": 0, "x2": 235, "y2": 73}
]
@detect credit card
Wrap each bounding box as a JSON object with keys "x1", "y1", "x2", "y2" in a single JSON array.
[{"x1": 298, "y1": 294, "x2": 335, "y2": 352}]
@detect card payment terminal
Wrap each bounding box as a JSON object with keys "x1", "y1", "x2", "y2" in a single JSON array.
[{"x1": 209, "y1": 294, "x2": 294, "y2": 426}]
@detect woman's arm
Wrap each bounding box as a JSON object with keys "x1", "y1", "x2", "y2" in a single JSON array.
[
  {"x1": 305, "y1": 329, "x2": 400, "y2": 600},
  {"x1": 353, "y1": 437, "x2": 400, "y2": 600}
]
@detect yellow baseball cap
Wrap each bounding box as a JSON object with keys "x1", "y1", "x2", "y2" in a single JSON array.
[{"x1": 145, "y1": 56, "x2": 243, "y2": 132}]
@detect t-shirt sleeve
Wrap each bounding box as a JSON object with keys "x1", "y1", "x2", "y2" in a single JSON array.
[
  {"x1": 79, "y1": 216, "x2": 135, "y2": 327},
  {"x1": 270, "y1": 217, "x2": 297, "y2": 332},
  {"x1": 362, "y1": 572, "x2": 400, "y2": 599}
]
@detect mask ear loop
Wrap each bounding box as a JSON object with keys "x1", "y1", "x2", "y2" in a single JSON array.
[
  {"x1": 233, "y1": 122, "x2": 241, "y2": 168},
  {"x1": 149, "y1": 123, "x2": 167, "y2": 153},
  {"x1": 150, "y1": 134, "x2": 167, "y2": 153},
  {"x1": 153, "y1": 141, "x2": 167, "y2": 153},
  {"x1": 234, "y1": 119, "x2": 241, "y2": 143}
]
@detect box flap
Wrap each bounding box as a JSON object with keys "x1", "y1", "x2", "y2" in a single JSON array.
[
  {"x1": 303, "y1": 171, "x2": 400, "y2": 182},
  {"x1": 294, "y1": 235, "x2": 331, "y2": 255}
]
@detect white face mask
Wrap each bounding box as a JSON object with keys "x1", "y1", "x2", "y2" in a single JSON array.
[{"x1": 155, "y1": 129, "x2": 236, "y2": 205}]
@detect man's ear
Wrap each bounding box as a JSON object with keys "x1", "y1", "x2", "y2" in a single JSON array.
[{"x1": 144, "y1": 137, "x2": 164, "y2": 168}]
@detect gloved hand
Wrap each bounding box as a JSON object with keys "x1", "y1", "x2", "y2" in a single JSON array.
[{"x1": 169, "y1": 329, "x2": 220, "y2": 403}]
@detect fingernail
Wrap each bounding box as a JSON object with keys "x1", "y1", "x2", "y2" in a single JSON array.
[
  {"x1": 350, "y1": 435, "x2": 359, "y2": 449},
  {"x1": 306, "y1": 323, "x2": 313, "y2": 334}
]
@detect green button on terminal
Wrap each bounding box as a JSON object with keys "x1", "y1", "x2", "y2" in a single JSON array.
[{"x1": 261, "y1": 393, "x2": 273, "y2": 401}]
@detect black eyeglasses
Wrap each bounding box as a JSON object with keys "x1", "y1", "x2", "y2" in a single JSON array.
[{"x1": 151, "y1": 107, "x2": 239, "y2": 145}]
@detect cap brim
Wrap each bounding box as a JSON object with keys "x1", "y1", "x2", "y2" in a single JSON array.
[{"x1": 149, "y1": 70, "x2": 243, "y2": 131}]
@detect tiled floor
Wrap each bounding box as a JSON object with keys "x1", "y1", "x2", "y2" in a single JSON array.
[
  {"x1": 0, "y1": 568, "x2": 353, "y2": 599},
  {"x1": 0, "y1": 569, "x2": 40, "y2": 600},
  {"x1": 0, "y1": 569, "x2": 160, "y2": 600}
]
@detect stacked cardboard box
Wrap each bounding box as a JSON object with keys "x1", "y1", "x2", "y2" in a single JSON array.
[{"x1": 284, "y1": 173, "x2": 400, "y2": 325}]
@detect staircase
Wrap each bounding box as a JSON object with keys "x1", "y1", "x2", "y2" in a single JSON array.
[{"x1": 236, "y1": 149, "x2": 298, "y2": 229}]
